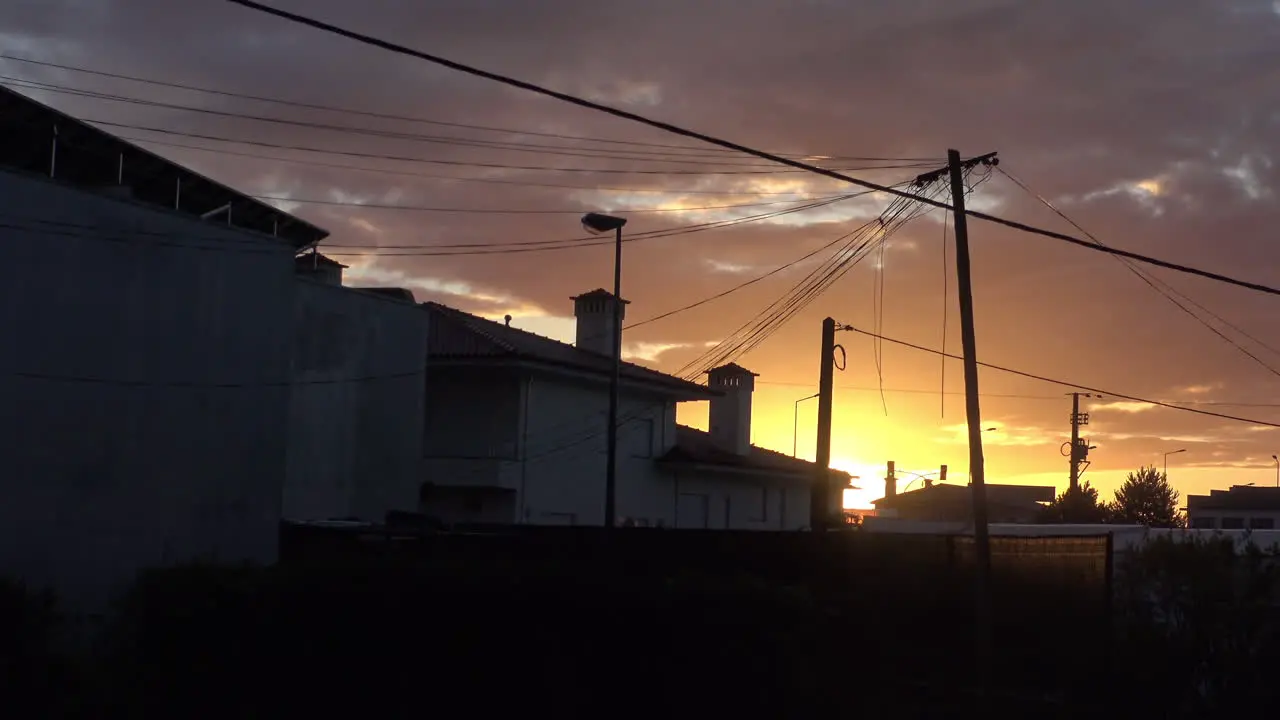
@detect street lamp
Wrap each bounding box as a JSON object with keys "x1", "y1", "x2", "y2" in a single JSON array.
[
  {"x1": 1272, "y1": 454, "x2": 1278, "y2": 487},
  {"x1": 582, "y1": 212, "x2": 628, "y2": 528},
  {"x1": 1163, "y1": 448, "x2": 1186, "y2": 478},
  {"x1": 793, "y1": 392, "x2": 819, "y2": 457}
]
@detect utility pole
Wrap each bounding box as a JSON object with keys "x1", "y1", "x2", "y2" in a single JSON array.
[
  {"x1": 948, "y1": 148, "x2": 994, "y2": 689},
  {"x1": 1069, "y1": 393, "x2": 1084, "y2": 490},
  {"x1": 810, "y1": 317, "x2": 836, "y2": 531},
  {"x1": 1066, "y1": 392, "x2": 1094, "y2": 491}
]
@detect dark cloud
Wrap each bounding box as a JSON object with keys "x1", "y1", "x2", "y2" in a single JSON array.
[{"x1": 5, "y1": 0, "x2": 1280, "y2": 499}]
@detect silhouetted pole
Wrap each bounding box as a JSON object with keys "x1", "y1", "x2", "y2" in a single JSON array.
[
  {"x1": 604, "y1": 223, "x2": 623, "y2": 529},
  {"x1": 811, "y1": 317, "x2": 836, "y2": 530},
  {"x1": 1069, "y1": 392, "x2": 1081, "y2": 490},
  {"x1": 582, "y1": 212, "x2": 629, "y2": 529},
  {"x1": 948, "y1": 148, "x2": 993, "y2": 687}
]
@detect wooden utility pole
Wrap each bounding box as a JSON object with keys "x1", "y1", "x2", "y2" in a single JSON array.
[
  {"x1": 810, "y1": 317, "x2": 837, "y2": 531},
  {"x1": 947, "y1": 148, "x2": 994, "y2": 687}
]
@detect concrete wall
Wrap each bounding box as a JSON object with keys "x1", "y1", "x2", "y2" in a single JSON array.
[
  {"x1": 285, "y1": 279, "x2": 427, "y2": 522},
  {"x1": 1188, "y1": 509, "x2": 1280, "y2": 531},
  {"x1": 0, "y1": 170, "x2": 294, "y2": 610},
  {"x1": 518, "y1": 372, "x2": 678, "y2": 526},
  {"x1": 420, "y1": 365, "x2": 812, "y2": 530}
]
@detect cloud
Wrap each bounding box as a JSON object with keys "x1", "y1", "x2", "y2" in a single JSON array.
[
  {"x1": 937, "y1": 422, "x2": 1054, "y2": 448},
  {"x1": 703, "y1": 258, "x2": 757, "y2": 274},
  {"x1": 1091, "y1": 401, "x2": 1158, "y2": 414},
  {"x1": 6, "y1": 0, "x2": 1280, "y2": 497}
]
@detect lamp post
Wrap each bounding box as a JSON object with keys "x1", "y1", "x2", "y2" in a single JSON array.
[
  {"x1": 582, "y1": 212, "x2": 628, "y2": 528},
  {"x1": 793, "y1": 392, "x2": 819, "y2": 457},
  {"x1": 1163, "y1": 448, "x2": 1186, "y2": 478},
  {"x1": 1272, "y1": 454, "x2": 1278, "y2": 487}
]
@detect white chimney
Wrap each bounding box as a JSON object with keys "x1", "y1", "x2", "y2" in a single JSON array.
[
  {"x1": 571, "y1": 289, "x2": 628, "y2": 356},
  {"x1": 706, "y1": 363, "x2": 758, "y2": 455}
]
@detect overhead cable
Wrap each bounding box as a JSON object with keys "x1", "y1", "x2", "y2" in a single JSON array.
[{"x1": 220, "y1": 0, "x2": 1280, "y2": 299}]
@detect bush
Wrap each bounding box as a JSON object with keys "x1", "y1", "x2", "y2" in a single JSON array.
[{"x1": 1112, "y1": 533, "x2": 1280, "y2": 715}]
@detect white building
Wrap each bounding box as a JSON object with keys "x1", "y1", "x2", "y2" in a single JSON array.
[
  {"x1": 0, "y1": 86, "x2": 427, "y2": 609},
  {"x1": 1186, "y1": 485, "x2": 1280, "y2": 530},
  {"x1": 420, "y1": 290, "x2": 851, "y2": 529},
  {"x1": 285, "y1": 254, "x2": 429, "y2": 524}
]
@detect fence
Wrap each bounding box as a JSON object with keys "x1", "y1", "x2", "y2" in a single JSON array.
[{"x1": 279, "y1": 522, "x2": 1111, "y2": 694}]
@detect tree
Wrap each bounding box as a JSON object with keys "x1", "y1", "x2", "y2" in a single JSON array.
[
  {"x1": 1037, "y1": 480, "x2": 1110, "y2": 524},
  {"x1": 1111, "y1": 465, "x2": 1184, "y2": 527}
]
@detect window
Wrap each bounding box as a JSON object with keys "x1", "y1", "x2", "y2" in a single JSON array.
[
  {"x1": 748, "y1": 485, "x2": 768, "y2": 522},
  {"x1": 1190, "y1": 516, "x2": 1216, "y2": 529},
  {"x1": 630, "y1": 418, "x2": 654, "y2": 458},
  {"x1": 1221, "y1": 517, "x2": 1245, "y2": 530},
  {"x1": 1250, "y1": 517, "x2": 1275, "y2": 530}
]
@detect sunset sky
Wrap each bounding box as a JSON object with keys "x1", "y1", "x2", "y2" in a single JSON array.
[{"x1": 6, "y1": 0, "x2": 1280, "y2": 508}]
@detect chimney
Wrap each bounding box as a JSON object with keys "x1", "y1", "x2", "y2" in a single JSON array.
[
  {"x1": 294, "y1": 251, "x2": 347, "y2": 286},
  {"x1": 884, "y1": 461, "x2": 897, "y2": 499},
  {"x1": 934, "y1": 464, "x2": 947, "y2": 488},
  {"x1": 706, "y1": 364, "x2": 759, "y2": 455},
  {"x1": 571, "y1": 289, "x2": 629, "y2": 356}
]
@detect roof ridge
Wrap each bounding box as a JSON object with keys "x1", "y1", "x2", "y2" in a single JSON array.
[
  {"x1": 426, "y1": 301, "x2": 698, "y2": 380},
  {"x1": 424, "y1": 301, "x2": 519, "y2": 353}
]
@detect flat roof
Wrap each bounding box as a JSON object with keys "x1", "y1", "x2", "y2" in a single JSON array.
[{"x1": 0, "y1": 85, "x2": 329, "y2": 248}]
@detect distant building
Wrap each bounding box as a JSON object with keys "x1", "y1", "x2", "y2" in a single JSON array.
[
  {"x1": 872, "y1": 483, "x2": 1055, "y2": 523},
  {"x1": 418, "y1": 292, "x2": 852, "y2": 529},
  {"x1": 1186, "y1": 485, "x2": 1280, "y2": 530}
]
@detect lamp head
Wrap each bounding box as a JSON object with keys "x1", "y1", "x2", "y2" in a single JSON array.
[{"x1": 581, "y1": 212, "x2": 627, "y2": 234}]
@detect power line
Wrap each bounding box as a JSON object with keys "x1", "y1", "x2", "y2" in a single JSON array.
[
  {"x1": 117, "y1": 134, "x2": 866, "y2": 196},
  {"x1": 0, "y1": 191, "x2": 864, "y2": 258},
  {"x1": 758, "y1": 380, "x2": 1280, "y2": 408},
  {"x1": 220, "y1": 0, "x2": 1280, "y2": 300},
  {"x1": 9, "y1": 367, "x2": 423, "y2": 388},
  {"x1": 5, "y1": 77, "x2": 938, "y2": 170},
  {"x1": 0, "y1": 54, "x2": 937, "y2": 163},
  {"x1": 322, "y1": 194, "x2": 866, "y2": 256},
  {"x1": 243, "y1": 192, "x2": 851, "y2": 215},
  {"x1": 756, "y1": 381, "x2": 1062, "y2": 400},
  {"x1": 576, "y1": 181, "x2": 915, "y2": 338},
  {"x1": 838, "y1": 325, "x2": 1280, "y2": 428},
  {"x1": 84, "y1": 117, "x2": 890, "y2": 177},
  {"x1": 996, "y1": 165, "x2": 1280, "y2": 378},
  {"x1": 672, "y1": 178, "x2": 952, "y2": 379}
]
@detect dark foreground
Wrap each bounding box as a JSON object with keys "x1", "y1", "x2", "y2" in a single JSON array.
[{"x1": 3, "y1": 526, "x2": 1278, "y2": 717}]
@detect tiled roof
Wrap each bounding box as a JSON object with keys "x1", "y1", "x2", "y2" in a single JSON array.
[
  {"x1": 873, "y1": 483, "x2": 1055, "y2": 508},
  {"x1": 707, "y1": 362, "x2": 758, "y2": 377},
  {"x1": 572, "y1": 288, "x2": 630, "y2": 304},
  {"x1": 421, "y1": 302, "x2": 716, "y2": 398},
  {"x1": 660, "y1": 425, "x2": 853, "y2": 481}
]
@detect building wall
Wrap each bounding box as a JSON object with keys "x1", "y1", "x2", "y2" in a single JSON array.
[
  {"x1": 0, "y1": 170, "x2": 294, "y2": 610},
  {"x1": 285, "y1": 278, "x2": 428, "y2": 522},
  {"x1": 1188, "y1": 509, "x2": 1280, "y2": 531},
  {"x1": 420, "y1": 365, "x2": 812, "y2": 530},
  {"x1": 516, "y1": 371, "x2": 674, "y2": 526},
  {"x1": 665, "y1": 471, "x2": 809, "y2": 530}
]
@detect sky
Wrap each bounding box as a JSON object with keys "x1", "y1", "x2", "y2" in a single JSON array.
[{"x1": 4, "y1": 0, "x2": 1280, "y2": 508}]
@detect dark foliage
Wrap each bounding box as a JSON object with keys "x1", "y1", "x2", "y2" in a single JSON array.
[
  {"x1": 1112, "y1": 466, "x2": 1184, "y2": 527},
  {"x1": 1112, "y1": 533, "x2": 1280, "y2": 715},
  {"x1": 1037, "y1": 480, "x2": 1111, "y2": 524}
]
